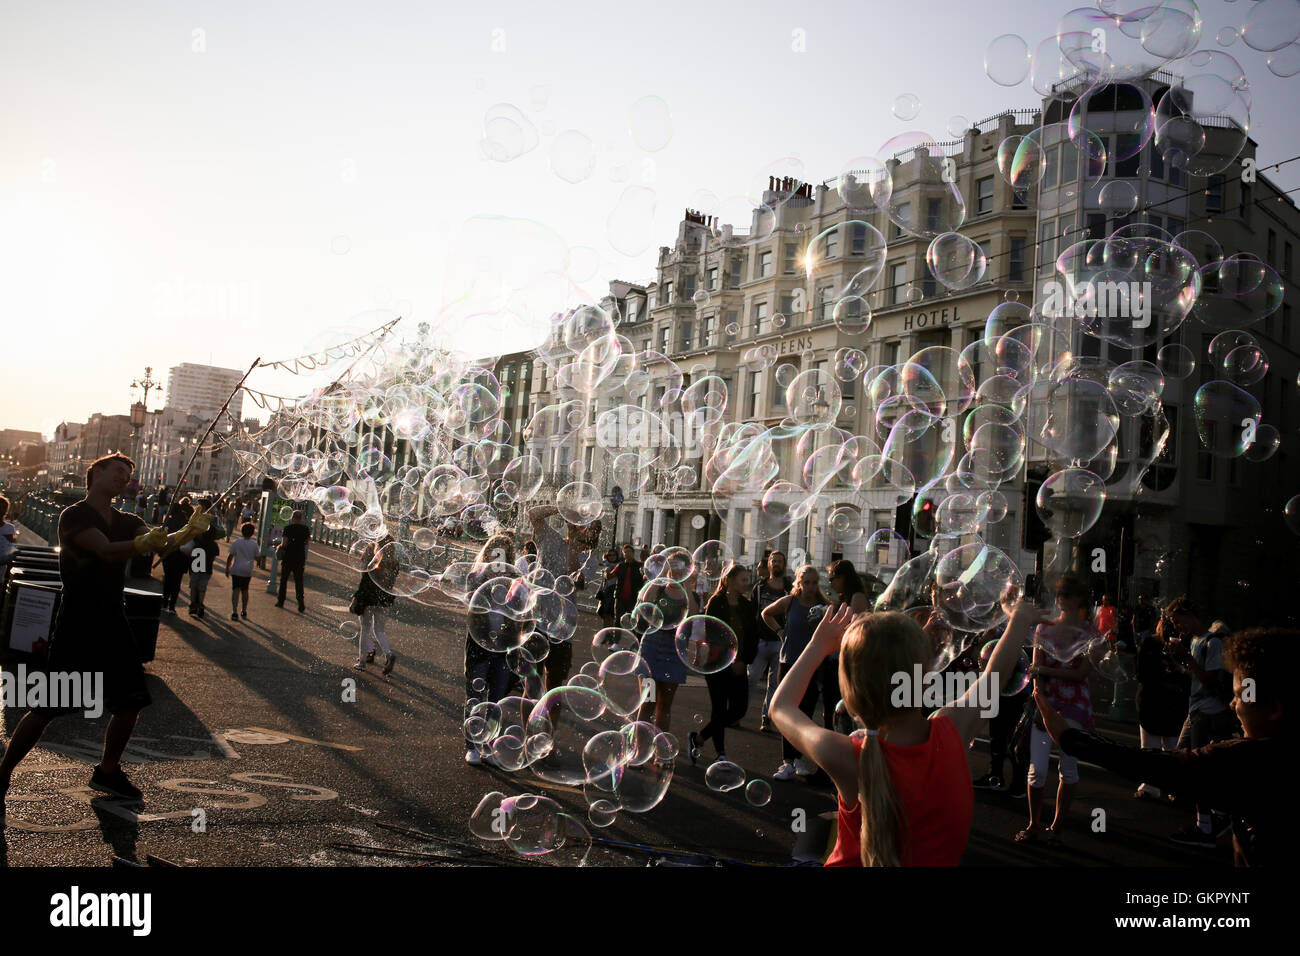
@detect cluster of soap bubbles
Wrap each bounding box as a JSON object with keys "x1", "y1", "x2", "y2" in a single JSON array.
[{"x1": 222, "y1": 0, "x2": 1300, "y2": 863}]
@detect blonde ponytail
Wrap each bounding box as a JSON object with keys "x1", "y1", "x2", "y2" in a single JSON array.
[
  {"x1": 858, "y1": 731, "x2": 904, "y2": 866},
  {"x1": 839, "y1": 612, "x2": 931, "y2": 867}
]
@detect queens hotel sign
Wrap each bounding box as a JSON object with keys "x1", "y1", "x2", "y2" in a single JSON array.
[{"x1": 900, "y1": 304, "x2": 960, "y2": 331}]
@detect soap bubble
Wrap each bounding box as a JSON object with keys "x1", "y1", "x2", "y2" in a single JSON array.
[
  {"x1": 704, "y1": 759, "x2": 746, "y2": 792},
  {"x1": 745, "y1": 778, "x2": 773, "y2": 806},
  {"x1": 675, "y1": 615, "x2": 739, "y2": 674},
  {"x1": 1036, "y1": 468, "x2": 1107, "y2": 539}
]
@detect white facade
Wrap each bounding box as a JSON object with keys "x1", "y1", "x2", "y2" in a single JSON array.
[{"x1": 165, "y1": 363, "x2": 245, "y2": 423}]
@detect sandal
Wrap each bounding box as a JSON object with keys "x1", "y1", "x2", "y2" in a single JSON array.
[{"x1": 1014, "y1": 828, "x2": 1040, "y2": 844}]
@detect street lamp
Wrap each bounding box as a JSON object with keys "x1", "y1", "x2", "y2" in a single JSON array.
[{"x1": 130, "y1": 366, "x2": 159, "y2": 479}]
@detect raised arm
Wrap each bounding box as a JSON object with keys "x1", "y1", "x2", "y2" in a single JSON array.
[
  {"x1": 940, "y1": 602, "x2": 1046, "y2": 745},
  {"x1": 770, "y1": 605, "x2": 859, "y2": 799}
]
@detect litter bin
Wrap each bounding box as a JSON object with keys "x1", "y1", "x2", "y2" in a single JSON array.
[
  {"x1": 124, "y1": 587, "x2": 164, "y2": 663},
  {"x1": 3, "y1": 580, "x2": 62, "y2": 661}
]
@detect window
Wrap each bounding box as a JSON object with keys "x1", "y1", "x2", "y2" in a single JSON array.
[
  {"x1": 1087, "y1": 213, "x2": 1106, "y2": 241},
  {"x1": 1240, "y1": 182, "x2": 1251, "y2": 223},
  {"x1": 1285, "y1": 304, "x2": 1293, "y2": 348},
  {"x1": 745, "y1": 370, "x2": 760, "y2": 418},
  {"x1": 922, "y1": 260, "x2": 936, "y2": 298},
  {"x1": 783, "y1": 244, "x2": 798, "y2": 273},
  {"x1": 851, "y1": 223, "x2": 867, "y2": 254},
  {"x1": 926, "y1": 199, "x2": 942, "y2": 233},
  {"x1": 819, "y1": 285, "x2": 834, "y2": 322},
  {"x1": 1206, "y1": 176, "x2": 1224, "y2": 213},
  {"x1": 976, "y1": 176, "x2": 994, "y2": 215},
  {"x1": 1268, "y1": 230, "x2": 1277, "y2": 266},
  {"x1": 842, "y1": 367, "x2": 856, "y2": 399},
  {"x1": 890, "y1": 262, "x2": 906, "y2": 304},
  {"x1": 883, "y1": 342, "x2": 900, "y2": 366},
  {"x1": 965, "y1": 327, "x2": 982, "y2": 383},
  {"x1": 1286, "y1": 242, "x2": 1294, "y2": 279},
  {"x1": 1169, "y1": 162, "x2": 1184, "y2": 188},
  {"x1": 1148, "y1": 141, "x2": 1164, "y2": 180},
  {"x1": 1116, "y1": 135, "x2": 1141, "y2": 177},
  {"x1": 758, "y1": 250, "x2": 772, "y2": 278},
  {"x1": 706, "y1": 266, "x2": 718, "y2": 291},
  {"x1": 729, "y1": 259, "x2": 742, "y2": 288},
  {"x1": 825, "y1": 228, "x2": 839, "y2": 258},
  {"x1": 1060, "y1": 141, "x2": 1081, "y2": 182},
  {"x1": 772, "y1": 361, "x2": 795, "y2": 408},
  {"x1": 664, "y1": 280, "x2": 674, "y2": 302},
  {"x1": 684, "y1": 275, "x2": 696, "y2": 299},
  {"x1": 702, "y1": 314, "x2": 715, "y2": 347},
  {"x1": 584, "y1": 445, "x2": 595, "y2": 477},
  {"x1": 1166, "y1": 217, "x2": 1184, "y2": 239},
  {"x1": 1043, "y1": 145, "x2": 1059, "y2": 190},
  {"x1": 679, "y1": 321, "x2": 693, "y2": 351},
  {"x1": 892, "y1": 203, "x2": 910, "y2": 238},
  {"x1": 780, "y1": 293, "x2": 795, "y2": 316},
  {"x1": 1011, "y1": 187, "x2": 1028, "y2": 209},
  {"x1": 1038, "y1": 220, "x2": 1055, "y2": 272},
  {"x1": 725, "y1": 310, "x2": 738, "y2": 337},
  {"x1": 752, "y1": 301, "x2": 767, "y2": 335},
  {"x1": 658, "y1": 327, "x2": 669, "y2": 351},
  {"x1": 1009, "y1": 237, "x2": 1026, "y2": 282},
  {"x1": 640, "y1": 338, "x2": 650, "y2": 352}
]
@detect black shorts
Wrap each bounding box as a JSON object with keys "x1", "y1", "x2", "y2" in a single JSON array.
[
  {"x1": 230, "y1": 574, "x2": 251, "y2": 592},
  {"x1": 35, "y1": 613, "x2": 151, "y2": 717}
]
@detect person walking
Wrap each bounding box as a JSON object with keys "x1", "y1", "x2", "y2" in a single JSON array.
[
  {"x1": 611, "y1": 544, "x2": 645, "y2": 626},
  {"x1": 751, "y1": 550, "x2": 792, "y2": 732},
  {"x1": 275, "y1": 509, "x2": 310, "y2": 612},
  {"x1": 1132, "y1": 613, "x2": 1191, "y2": 801},
  {"x1": 225, "y1": 522, "x2": 259, "y2": 620},
  {"x1": 634, "y1": 560, "x2": 699, "y2": 732},
  {"x1": 160, "y1": 497, "x2": 195, "y2": 613},
  {"x1": 352, "y1": 535, "x2": 398, "y2": 674},
  {"x1": 187, "y1": 520, "x2": 219, "y2": 620},
  {"x1": 690, "y1": 563, "x2": 759, "y2": 764},
  {"x1": 1163, "y1": 597, "x2": 1237, "y2": 848},
  {"x1": 763, "y1": 564, "x2": 831, "y2": 780},
  {"x1": 0, "y1": 454, "x2": 206, "y2": 815},
  {"x1": 464, "y1": 534, "x2": 518, "y2": 765}
]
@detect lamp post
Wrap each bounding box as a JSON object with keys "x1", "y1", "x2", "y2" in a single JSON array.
[{"x1": 130, "y1": 367, "x2": 160, "y2": 477}]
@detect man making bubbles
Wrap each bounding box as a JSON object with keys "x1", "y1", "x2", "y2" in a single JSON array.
[{"x1": 0, "y1": 454, "x2": 210, "y2": 815}]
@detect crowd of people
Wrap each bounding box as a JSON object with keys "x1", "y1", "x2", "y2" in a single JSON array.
[{"x1": 2, "y1": 453, "x2": 1294, "y2": 870}]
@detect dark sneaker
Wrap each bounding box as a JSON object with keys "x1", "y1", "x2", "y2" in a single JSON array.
[
  {"x1": 241, "y1": 611, "x2": 248, "y2": 619},
  {"x1": 298, "y1": 605, "x2": 305, "y2": 613},
  {"x1": 232, "y1": 612, "x2": 240, "y2": 621},
  {"x1": 1170, "y1": 826, "x2": 1216, "y2": 849},
  {"x1": 90, "y1": 765, "x2": 143, "y2": 802},
  {"x1": 382, "y1": 652, "x2": 397, "y2": 676},
  {"x1": 275, "y1": 602, "x2": 285, "y2": 608},
  {"x1": 973, "y1": 774, "x2": 1004, "y2": 791}
]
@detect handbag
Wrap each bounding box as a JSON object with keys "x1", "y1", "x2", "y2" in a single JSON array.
[{"x1": 348, "y1": 592, "x2": 364, "y2": 616}]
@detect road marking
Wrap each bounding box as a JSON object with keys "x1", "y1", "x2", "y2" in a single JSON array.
[{"x1": 241, "y1": 727, "x2": 364, "y2": 751}]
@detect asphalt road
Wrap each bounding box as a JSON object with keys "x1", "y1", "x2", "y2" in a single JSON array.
[{"x1": 1, "y1": 527, "x2": 1231, "y2": 867}]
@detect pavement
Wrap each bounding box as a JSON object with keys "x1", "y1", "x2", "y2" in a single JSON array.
[{"x1": 1, "y1": 524, "x2": 1232, "y2": 867}]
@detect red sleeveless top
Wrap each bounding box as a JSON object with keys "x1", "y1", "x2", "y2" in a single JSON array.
[{"x1": 824, "y1": 714, "x2": 973, "y2": 866}]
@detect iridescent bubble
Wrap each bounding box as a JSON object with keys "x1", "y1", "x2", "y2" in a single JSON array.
[
  {"x1": 556, "y1": 481, "x2": 603, "y2": 525},
  {"x1": 1284, "y1": 495, "x2": 1300, "y2": 535},
  {"x1": 1243, "y1": 423, "x2": 1281, "y2": 463},
  {"x1": 1157, "y1": 343, "x2": 1197, "y2": 379},
  {"x1": 926, "y1": 233, "x2": 987, "y2": 291},
  {"x1": 979, "y1": 639, "x2": 1031, "y2": 696},
  {"x1": 933, "y1": 543, "x2": 1021, "y2": 634},
  {"x1": 1242, "y1": 0, "x2": 1300, "y2": 53},
  {"x1": 892, "y1": 93, "x2": 921, "y2": 121},
  {"x1": 704, "y1": 759, "x2": 746, "y2": 792},
  {"x1": 1098, "y1": 180, "x2": 1139, "y2": 217},
  {"x1": 985, "y1": 33, "x2": 1031, "y2": 86},
  {"x1": 1266, "y1": 42, "x2": 1300, "y2": 77},
  {"x1": 1194, "y1": 381, "x2": 1261, "y2": 458},
  {"x1": 481, "y1": 103, "x2": 540, "y2": 163},
  {"x1": 550, "y1": 129, "x2": 596, "y2": 183},
  {"x1": 1037, "y1": 468, "x2": 1106, "y2": 539},
  {"x1": 745, "y1": 778, "x2": 773, "y2": 806},
  {"x1": 675, "y1": 615, "x2": 739, "y2": 674}
]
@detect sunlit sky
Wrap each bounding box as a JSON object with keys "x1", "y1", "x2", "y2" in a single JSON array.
[{"x1": 2, "y1": 0, "x2": 1297, "y2": 438}]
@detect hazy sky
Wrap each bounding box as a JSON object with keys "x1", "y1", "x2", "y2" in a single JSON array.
[{"x1": 2, "y1": 0, "x2": 1296, "y2": 437}]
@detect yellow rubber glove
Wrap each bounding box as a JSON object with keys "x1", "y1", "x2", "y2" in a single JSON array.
[
  {"x1": 134, "y1": 527, "x2": 169, "y2": 554},
  {"x1": 185, "y1": 508, "x2": 211, "y2": 536}
]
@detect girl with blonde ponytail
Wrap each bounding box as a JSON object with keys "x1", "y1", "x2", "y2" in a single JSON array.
[{"x1": 771, "y1": 598, "x2": 1047, "y2": 866}]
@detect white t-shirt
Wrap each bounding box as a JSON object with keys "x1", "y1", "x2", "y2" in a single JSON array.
[{"x1": 228, "y1": 537, "x2": 260, "y2": 577}]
